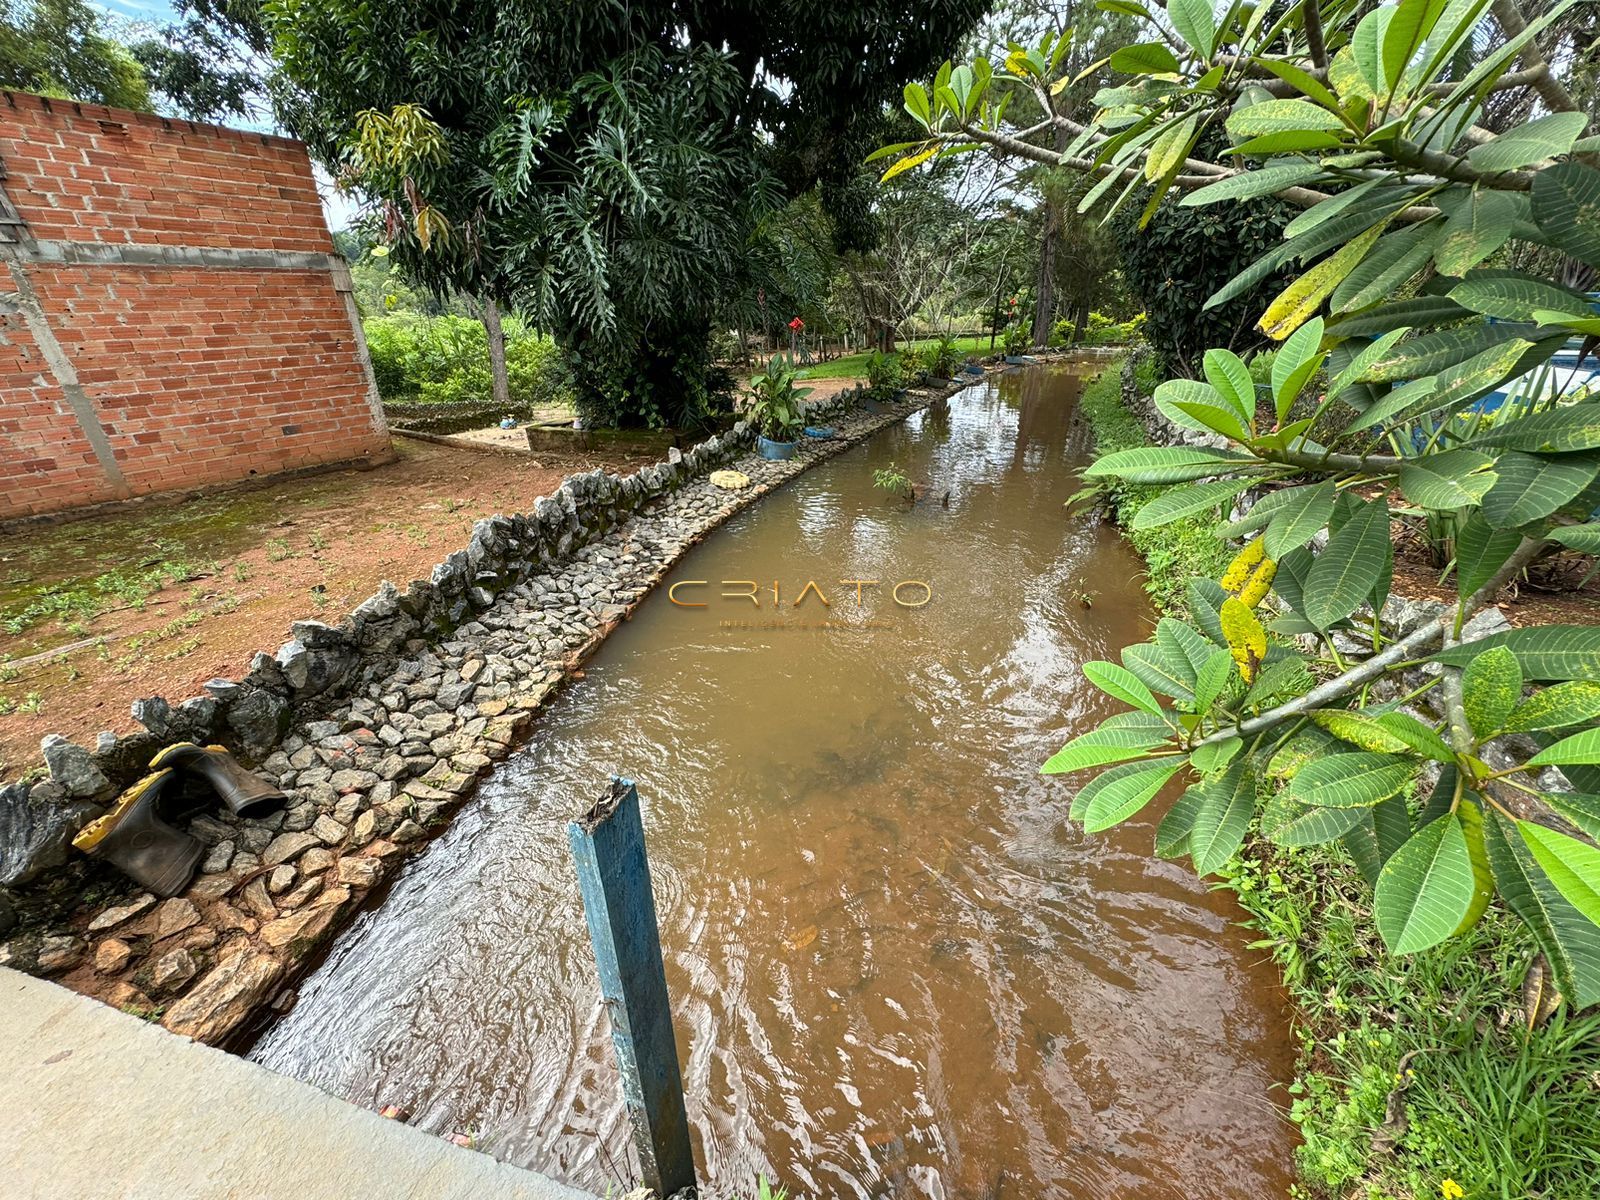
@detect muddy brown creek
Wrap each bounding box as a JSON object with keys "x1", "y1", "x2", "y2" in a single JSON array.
[{"x1": 249, "y1": 363, "x2": 1297, "y2": 1199}]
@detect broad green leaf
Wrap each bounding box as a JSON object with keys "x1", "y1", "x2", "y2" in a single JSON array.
[
  {"x1": 1308, "y1": 709, "x2": 1451, "y2": 760},
  {"x1": 1282, "y1": 181, "x2": 1384, "y2": 239},
  {"x1": 1168, "y1": 0, "x2": 1217, "y2": 56},
  {"x1": 902, "y1": 82, "x2": 931, "y2": 127},
  {"x1": 1193, "y1": 648, "x2": 1234, "y2": 713},
  {"x1": 1264, "y1": 481, "x2": 1336, "y2": 558},
  {"x1": 1479, "y1": 452, "x2": 1598, "y2": 529},
  {"x1": 1109, "y1": 42, "x2": 1184, "y2": 75},
  {"x1": 1082, "y1": 446, "x2": 1261, "y2": 483},
  {"x1": 1448, "y1": 272, "x2": 1595, "y2": 322},
  {"x1": 1454, "y1": 512, "x2": 1522, "y2": 601},
  {"x1": 1304, "y1": 498, "x2": 1390, "y2": 629},
  {"x1": 1153, "y1": 378, "x2": 1236, "y2": 435},
  {"x1": 1375, "y1": 812, "x2": 1476, "y2": 953},
  {"x1": 1259, "y1": 225, "x2": 1385, "y2": 340},
  {"x1": 1346, "y1": 339, "x2": 1529, "y2": 431},
  {"x1": 1131, "y1": 479, "x2": 1252, "y2": 530},
  {"x1": 1376, "y1": 712, "x2": 1456, "y2": 762},
  {"x1": 1328, "y1": 328, "x2": 1412, "y2": 399},
  {"x1": 1469, "y1": 109, "x2": 1585, "y2": 171},
  {"x1": 1504, "y1": 682, "x2": 1600, "y2": 733},
  {"x1": 1181, "y1": 163, "x2": 1325, "y2": 206},
  {"x1": 1546, "y1": 794, "x2": 1600, "y2": 842},
  {"x1": 1372, "y1": 795, "x2": 1412, "y2": 867},
  {"x1": 1287, "y1": 751, "x2": 1415, "y2": 808},
  {"x1": 1453, "y1": 797, "x2": 1496, "y2": 935},
  {"x1": 1202, "y1": 349, "x2": 1257, "y2": 422},
  {"x1": 1433, "y1": 626, "x2": 1600, "y2": 681},
  {"x1": 1190, "y1": 734, "x2": 1242, "y2": 774},
  {"x1": 1123, "y1": 641, "x2": 1195, "y2": 703},
  {"x1": 1043, "y1": 726, "x2": 1170, "y2": 773},
  {"x1": 1271, "y1": 318, "x2": 1326, "y2": 423},
  {"x1": 1520, "y1": 821, "x2": 1600, "y2": 925},
  {"x1": 1486, "y1": 808, "x2": 1600, "y2": 1008},
  {"x1": 1433, "y1": 187, "x2": 1521, "y2": 276},
  {"x1": 1352, "y1": 4, "x2": 1398, "y2": 93},
  {"x1": 1462, "y1": 645, "x2": 1523, "y2": 738},
  {"x1": 1158, "y1": 616, "x2": 1215, "y2": 682},
  {"x1": 1186, "y1": 578, "x2": 1229, "y2": 644},
  {"x1": 1145, "y1": 113, "x2": 1199, "y2": 182},
  {"x1": 1330, "y1": 295, "x2": 1468, "y2": 341},
  {"x1": 1529, "y1": 728, "x2": 1600, "y2": 767},
  {"x1": 1273, "y1": 802, "x2": 1368, "y2": 847},
  {"x1": 1256, "y1": 58, "x2": 1341, "y2": 108},
  {"x1": 1549, "y1": 524, "x2": 1600, "y2": 554},
  {"x1": 1355, "y1": 320, "x2": 1537, "y2": 382},
  {"x1": 1530, "y1": 162, "x2": 1600, "y2": 270},
  {"x1": 1331, "y1": 222, "x2": 1444, "y2": 313},
  {"x1": 1225, "y1": 98, "x2": 1346, "y2": 141},
  {"x1": 1396, "y1": 449, "x2": 1497, "y2": 510},
  {"x1": 1472, "y1": 406, "x2": 1600, "y2": 455},
  {"x1": 1344, "y1": 816, "x2": 1385, "y2": 885},
  {"x1": 1244, "y1": 654, "x2": 1313, "y2": 709},
  {"x1": 1191, "y1": 759, "x2": 1257, "y2": 874},
  {"x1": 1080, "y1": 759, "x2": 1186, "y2": 832},
  {"x1": 1082, "y1": 661, "x2": 1162, "y2": 714},
  {"x1": 1381, "y1": 0, "x2": 1448, "y2": 96},
  {"x1": 1155, "y1": 785, "x2": 1206, "y2": 858},
  {"x1": 1235, "y1": 130, "x2": 1344, "y2": 155},
  {"x1": 1269, "y1": 545, "x2": 1313, "y2": 620}
]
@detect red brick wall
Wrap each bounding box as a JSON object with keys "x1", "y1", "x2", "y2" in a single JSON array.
[{"x1": 0, "y1": 91, "x2": 390, "y2": 520}]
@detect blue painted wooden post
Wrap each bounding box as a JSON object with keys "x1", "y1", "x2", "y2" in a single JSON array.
[{"x1": 568, "y1": 777, "x2": 697, "y2": 1198}]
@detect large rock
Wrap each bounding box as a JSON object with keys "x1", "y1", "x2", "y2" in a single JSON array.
[
  {"x1": 162, "y1": 950, "x2": 284, "y2": 1044},
  {"x1": 225, "y1": 686, "x2": 291, "y2": 760},
  {"x1": 40, "y1": 735, "x2": 110, "y2": 798},
  {"x1": 0, "y1": 781, "x2": 100, "y2": 887}
]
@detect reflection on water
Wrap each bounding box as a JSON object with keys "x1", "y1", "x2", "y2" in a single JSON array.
[{"x1": 250, "y1": 365, "x2": 1297, "y2": 1199}]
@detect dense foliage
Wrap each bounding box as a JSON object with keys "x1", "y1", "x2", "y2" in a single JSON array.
[
  {"x1": 0, "y1": 0, "x2": 149, "y2": 109},
  {"x1": 265, "y1": 0, "x2": 988, "y2": 427},
  {"x1": 885, "y1": 1, "x2": 1600, "y2": 1009},
  {"x1": 363, "y1": 313, "x2": 572, "y2": 411}
]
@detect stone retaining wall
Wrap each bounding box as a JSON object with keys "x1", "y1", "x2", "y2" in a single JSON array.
[{"x1": 0, "y1": 367, "x2": 989, "y2": 1042}]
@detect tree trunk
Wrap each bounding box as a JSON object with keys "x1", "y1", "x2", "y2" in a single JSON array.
[
  {"x1": 481, "y1": 296, "x2": 511, "y2": 410},
  {"x1": 1032, "y1": 203, "x2": 1060, "y2": 349}
]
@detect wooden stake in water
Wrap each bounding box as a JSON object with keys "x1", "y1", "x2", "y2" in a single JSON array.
[{"x1": 568, "y1": 777, "x2": 697, "y2": 1198}]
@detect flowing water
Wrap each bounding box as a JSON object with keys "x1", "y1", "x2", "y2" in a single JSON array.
[{"x1": 251, "y1": 364, "x2": 1297, "y2": 1199}]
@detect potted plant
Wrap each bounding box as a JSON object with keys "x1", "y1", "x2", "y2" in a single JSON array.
[
  {"x1": 866, "y1": 349, "x2": 906, "y2": 403},
  {"x1": 1003, "y1": 324, "x2": 1033, "y2": 363},
  {"x1": 925, "y1": 336, "x2": 962, "y2": 383},
  {"x1": 749, "y1": 357, "x2": 809, "y2": 460}
]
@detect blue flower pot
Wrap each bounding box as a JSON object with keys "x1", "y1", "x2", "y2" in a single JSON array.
[
  {"x1": 803, "y1": 425, "x2": 834, "y2": 439},
  {"x1": 757, "y1": 435, "x2": 798, "y2": 460},
  {"x1": 962, "y1": 363, "x2": 984, "y2": 375}
]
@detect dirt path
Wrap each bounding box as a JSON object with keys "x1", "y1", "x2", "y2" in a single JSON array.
[{"x1": 0, "y1": 437, "x2": 654, "y2": 777}]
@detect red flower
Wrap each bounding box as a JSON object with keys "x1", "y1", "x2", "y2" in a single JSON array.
[{"x1": 789, "y1": 317, "x2": 805, "y2": 330}]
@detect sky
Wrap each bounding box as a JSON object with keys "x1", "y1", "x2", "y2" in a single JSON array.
[{"x1": 93, "y1": 0, "x2": 358, "y2": 230}]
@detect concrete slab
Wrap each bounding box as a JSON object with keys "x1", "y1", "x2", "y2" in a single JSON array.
[{"x1": 0, "y1": 969, "x2": 596, "y2": 1200}]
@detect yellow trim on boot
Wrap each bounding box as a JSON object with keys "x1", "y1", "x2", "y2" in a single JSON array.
[
  {"x1": 72, "y1": 769, "x2": 173, "y2": 852},
  {"x1": 147, "y1": 741, "x2": 200, "y2": 769}
]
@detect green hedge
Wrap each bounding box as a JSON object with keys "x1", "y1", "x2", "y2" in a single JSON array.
[{"x1": 363, "y1": 313, "x2": 574, "y2": 411}]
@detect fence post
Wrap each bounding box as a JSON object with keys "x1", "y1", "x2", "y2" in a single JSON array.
[{"x1": 568, "y1": 777, "x2": 697, "y2": 1198}]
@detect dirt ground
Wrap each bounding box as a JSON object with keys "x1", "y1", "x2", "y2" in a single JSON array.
[{"x1": 0, "y1": 436, "x2": 657, "y2": 778}]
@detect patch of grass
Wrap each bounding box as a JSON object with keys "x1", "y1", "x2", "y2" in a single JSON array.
[
  {"x1": 1222, "y1": 845, "x2": 1600, "y2": 1200},
  {"x1": 1075, "y1": 357, "x2": 1232, "y2": 612},
  {"x1": 0, "y1": 544, "x2": 210, "y2": 637},
  {"x1": 265, "y1": 538, "x2": 295, "y2": 562}
]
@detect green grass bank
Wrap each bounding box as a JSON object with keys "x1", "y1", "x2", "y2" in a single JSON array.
[{"x1": 1075, "y1": 356, "x2": 1600, "y2": 1200}]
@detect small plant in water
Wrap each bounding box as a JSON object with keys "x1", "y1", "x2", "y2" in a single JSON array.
[{"x1": 873, "y1": 463, "x2": 914, "y2": 503}]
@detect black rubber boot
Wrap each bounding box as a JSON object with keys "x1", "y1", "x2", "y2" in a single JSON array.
[
  {"x1": 72, "y1": 770, "x2": 204, "y2": 898},
  {"x1": 149, "y1": 742, "x2": 287, "y2": 819}
]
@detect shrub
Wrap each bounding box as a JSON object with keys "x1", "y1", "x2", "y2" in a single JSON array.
[{"x1": 362, "y1": 313, "x2": 573, "y2": 411}]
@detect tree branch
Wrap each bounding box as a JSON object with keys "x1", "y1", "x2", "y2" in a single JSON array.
[
  {"x1": 1193, "y1": 536, "x2": 1547, "y2": 748},
  {"x1": 1490, "y1": 0, "x2": 1582, "y2": 116}
]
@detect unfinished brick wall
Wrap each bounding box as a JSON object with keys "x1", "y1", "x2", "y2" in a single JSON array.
[{"x1": 0, "y1": 91, "x2": 391, "y2": 521}]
